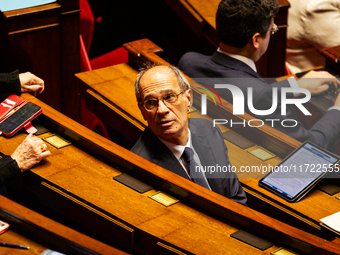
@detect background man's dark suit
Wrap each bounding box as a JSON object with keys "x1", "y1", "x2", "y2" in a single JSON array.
[
  {"x1": 178, "y1": 51, "x2": 340, "y2": 150},
  {"x1": 131, "y1": 118, "x2": 247, "y2": 206}
]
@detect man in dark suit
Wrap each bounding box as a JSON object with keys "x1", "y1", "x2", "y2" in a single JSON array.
[
  {"x1": 131, "y1": 64, "x2": 247, "y2": 206},
  {"x1": 178, "y1": 0, "x2": 340, "y2": 151}
]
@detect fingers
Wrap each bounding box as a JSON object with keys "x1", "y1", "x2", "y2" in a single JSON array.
[
  {"x1": 26, "y1": 132, "x2": 33, "y2": 139},
  {"x1": 39, "y1": 143, "x2": 46, "y2": 150},
  {"x1": 318, "y1": 84, "x2": 330, "y2": 93},
  {"x1": 36, "y1": 136, "x2": 49, "y2": 152},
  {"x1": 33, "y1": 141, "x2": 50, "y2": 165},
  {"x1": 25, "y1": 132, "x2": 41, "y2": 145},
  {"x1": 322, "y1": 78, "x2": 340, "y2": 89},
  {"x1": 300, "y1": 70, "x2": 340, "y2": 93},
  {"x1": 21, "y1": 84, "x2": 43, "y2": 93},
  {"x1": 35, "y1": 79, "x2": 45, "y2": 94},
  {"x1": 332, "y1": 77, "x2": 340, "y2": 88},
  {"x1": 12, "y1": 134, "x2": 50, "y2": 171},
  {"x1": 19, "y1": 72, "x2": 45, "y2": 95},
  {"x1": 41, "y1": 150, "x2": 51, "y2": 158},
  {"x1": 37, "y1": 141, "x2": 49, "y2": 154},
  {"x1": 19, "y1": 72, "x2": 44, "y2": 86}
]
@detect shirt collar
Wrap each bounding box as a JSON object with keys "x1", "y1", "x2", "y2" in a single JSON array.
[
  {"x1": 159, "y1": 129, "x2": 192, "y2": 160},
  {"x1": 217, "y1": 47, "x2": 257, "y2": 72}
]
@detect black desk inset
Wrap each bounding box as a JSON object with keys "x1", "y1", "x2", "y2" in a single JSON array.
[
  {"x1": 230, "y1": 230, "x2": 274, "y2": 250},
  {"x1": 113, "y1": 173, "x2": 153, "y2": 193}
]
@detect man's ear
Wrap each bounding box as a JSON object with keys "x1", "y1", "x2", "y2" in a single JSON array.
[
  {"x1": 138, "y1": 103, "x2": 147, "y2": 121},
  {"x1": 251, "y1": 33, "x2": 261, "y2": 49},
  {"x1": 185, "y1": 89, "x2": 192, "y2": 110}
]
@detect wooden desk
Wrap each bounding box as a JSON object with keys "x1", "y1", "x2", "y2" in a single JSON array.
[
  {"x1": 0, "y1": 195, "x2": 127, "y2": 254},
  {"x1": 77, "y1": 62, "x2": 147, "y2": 146},
  {"x1": 1, "y1": 93, "x2": 339, "y2": 254},
  {"x1": 0, "y1": 0, "x2": 81, "y2": 121},
  {"x1": 76, "y1": 39, "x2": 340, "y2": 239},
  {"x1": 164, "y1": 0, "x2": 290, "y2": 78}
]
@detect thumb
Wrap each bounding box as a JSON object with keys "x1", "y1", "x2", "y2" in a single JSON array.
[
  {"x1": 22, "y1": 84, "x2": 42, "y2": 92},
  {"x1": 25, "y1": 132, "x2": 33, "y2": 140},
  {"x1": 41, "y1": 150, "x2": 51, "y2": 159},
  {"x1": 318, "y1": 84, "x2": 330, "y2": 93}
]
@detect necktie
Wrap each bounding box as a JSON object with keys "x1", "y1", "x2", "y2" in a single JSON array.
[{"x1": 182, "y1": 147, "x2": 211, "y2": 189}]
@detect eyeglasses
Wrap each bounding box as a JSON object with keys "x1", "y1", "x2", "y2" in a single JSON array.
[
  {"x1": 141, "y1": 91, "x2": 185, "y2": 111},
  {"x1": 269, "y1": 23, "x2": 279, "y2": 35}
]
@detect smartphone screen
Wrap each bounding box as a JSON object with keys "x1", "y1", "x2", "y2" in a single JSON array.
[{"x1": 0, "y1": 102, "x2": 42, "y2": 135}]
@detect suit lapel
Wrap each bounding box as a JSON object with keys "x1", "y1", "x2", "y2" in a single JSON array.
[
  {"x1": 189, "y1": 120, "x2": 223, "y2": 192},
  {"x1": 190, "y1": 123, "x2": 215, "y2": 167},
  {"x1": 143, "y1": 128, "x2": 190, "y2": 180}
]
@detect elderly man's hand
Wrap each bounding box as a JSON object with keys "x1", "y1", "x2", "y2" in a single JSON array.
[
  {"x1": 19, "y1": 72, "x2": 45, "y2": 95},
  {"x1": 11, "y1": 133, "x2": 50, "y2": 171}
]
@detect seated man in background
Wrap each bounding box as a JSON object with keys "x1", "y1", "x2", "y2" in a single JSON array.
[
  {"x1": 131, "y1": 64, "x2": 247, "y2": 206},
  {"x1": 178, "y1": 0, "x2": 340, "y2": 151}
]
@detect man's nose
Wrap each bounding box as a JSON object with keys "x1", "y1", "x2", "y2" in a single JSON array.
[{"x1": 157, "y1": 100, "x2": 169, "y2": 114}]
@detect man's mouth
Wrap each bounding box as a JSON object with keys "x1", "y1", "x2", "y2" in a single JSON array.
[{"x1": 158, "y1": 119, "x2": 174, "y2": 126}]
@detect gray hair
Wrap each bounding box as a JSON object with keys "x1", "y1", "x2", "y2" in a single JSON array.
[{"x1": 134, "y1": 64, "x2": 190, "y2": 102}]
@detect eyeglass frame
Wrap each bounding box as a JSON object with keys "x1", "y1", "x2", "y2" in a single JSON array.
[
  {"x1": 269, "y1": 23, "x2": 279, "y2": 35},
  {"x1": 140, "y1": 90, "x2": 186, "y2": 111}
]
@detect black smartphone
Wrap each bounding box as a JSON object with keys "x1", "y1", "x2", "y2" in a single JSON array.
[{"x1": 0, "y1": 102, "x2": 42, "y2": 136}]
